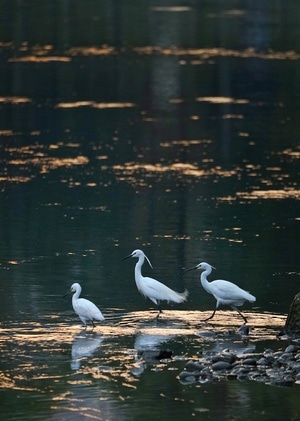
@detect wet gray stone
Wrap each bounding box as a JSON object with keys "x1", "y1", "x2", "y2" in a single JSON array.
[
  {"x1": 198, "y1": 373, "x2": 213, "y2": 384},
  {"x1": 212, "y1": 361, "x2": 232, "y2": 371},
  {"x1": 211, "y1": 351, "x2": 236, "y2": 364},
  {"x1": 285, "y1": 344, "x2": 298, "y2": 353},
  {"x1": 238, "y1": 325, "x2": 250, "y2": 336},
  {"x1": 257, "y1": 357, "x2": 268, "y2": 366},
  {"x1": 179, "y1": 371, "x2": 198, "y2": 383},
  {"x1": 242, "y1": 358, "x2": 257, "y2": 366},
  {"x1": 185, "y1": 361, "x2": 204, "y2": 372}
]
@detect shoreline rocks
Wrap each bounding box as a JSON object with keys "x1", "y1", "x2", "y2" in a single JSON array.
[{"x1": 179, "y1": 344, "x2": 300, "y2": 387}]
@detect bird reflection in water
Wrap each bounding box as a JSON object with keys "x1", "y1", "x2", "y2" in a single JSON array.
[
  {"x1": 131, "y1": 332, "x2": 173, "y2": 376},
  {"x1": 196, "y1": 327, "x2": 256, "y2": 356},
  {"x1": 71, "y1": 332, "x2": 104, "y2": 370}
]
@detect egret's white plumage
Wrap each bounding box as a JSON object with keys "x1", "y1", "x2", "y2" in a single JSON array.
[
  {"x1": 186, "y1": 262, "x2": 256, "y2": 323},
  {"x1": 122, "y1": 249, "x2": 188, "y2": 318},
  {"x1": 64, "y1": 283, "x2": 105, "y2": 328}
]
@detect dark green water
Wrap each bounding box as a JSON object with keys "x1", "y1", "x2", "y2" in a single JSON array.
[{"x1": 0, "y1": 1, "x2": 299, "y2": 419}]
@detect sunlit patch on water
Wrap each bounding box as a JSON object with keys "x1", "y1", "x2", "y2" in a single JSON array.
[
  {"x1": 160, "y1": 139, "x2": 213, "y2": 147},
  {"x1": 55, "y1": 101, "x2": 136, "y2": 109},
  {"x1": 196, "y1": 96, "x2": 249, "y2": 104},
  {"x1": 113, "y1": 149, "x2": 298, "y2": 197},
  {"x1": 0, "y1": 142, "x2": 91, "y2": 184},
  {"x1": 236, "y1": 189, "x2": 300, "y2": 200},
  {"x1": 282, "y1": 148, "x2": 300, "y2": 158},
  {"x1": 132, "y1": 46, "x2": 300, "y2": 61},
  {"x1": 68, "y1": 46, "x2": 117, "y2": 56},
  {"x1": 4, "y1": 42, "x2": 300, "y2": 65},
  {"x1": 9, "y1": 56, "x2": 71, "y2": 63},
  {"x1": 9, "y1": 155, "x2": 89, "y2": 172},
  {"x1": 5, "y1": 43, "x2": 300, "y2": 64},
  {"x1": 0, "y1": 96, "x2": 32, "y2": 104},
  {"x1": 113, "y1": 162, "x2": 238, "y2": 186},
  {"x1": 7, "y1": 44, "x2": 71, "y2": 63},
  {"x1": 151, "y1": 6, "x2": 192, "y2": 12}
]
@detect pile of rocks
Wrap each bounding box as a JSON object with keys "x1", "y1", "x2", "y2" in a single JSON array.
[{"x1": 179, "y1": 343, "x2": 300, "y2": 387}]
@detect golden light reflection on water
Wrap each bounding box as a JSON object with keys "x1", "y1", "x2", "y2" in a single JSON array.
[
  {"x1": 0, "y1": 96, "x2": 31, "y2": 104},
  {"x1": 9, "y1": 155, "x2": 89, "y2": 174},
  {"x1": 55, "y1": 101, "x2": 136, "y2": 109},
  {"x1": 3, "y1": 143, "x2": 89, "y2": 180},
  {"x1": 68, "y1": 46, "x2": 117, "y2": 56},
  {"x1": 1, "y1": 139, "x2": 298, "y2": 199},
  {"x1": 6, "y1": 44, "x2": 300, "y2": 63},
  {"x1": 9, "y1": 56, "x2": 71, "y2": 63},
  {"x1": 237, "y1": 189, "x2": 300, "y2": 200},
  {"x1": 282, "y1": 148, "x2": 300, "y2": 158},
  {"x1": 113, "y1": 162, "x2": 237, "y2": 179},
  {"x1": 151, "y1": 6, "x2": 192, "y2": 12},
  {"x1": 132, "y1": 46, "x2": 300, "y2": 61},
  {"x1": 196, "y1": 96, "x2": 249, "y2": 104},
  {"x1": 0, "y1": 310, "x2": 286, "y2": 404},
  {"x1": 160, "y1": 139, "x2": 212, "y2": 147}
]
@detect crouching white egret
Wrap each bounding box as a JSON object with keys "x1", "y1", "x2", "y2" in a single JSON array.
[
  {"x1": 185, "y1": 262, "x2": 256, "y2": 323},
  {"x1": 64, "y1": 283, "x2": 105, "y2": 328},
  {"x1": 122, "y1": 249, "x2": 188, "y2": 318}
]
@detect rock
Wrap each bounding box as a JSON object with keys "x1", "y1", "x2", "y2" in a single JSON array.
[
  {"x1": 242, "y1": 358, "x2": 257, "y2": 366},
  {"x1": 285, "y1": 344, "x2": 297, "y2": 353},
  {"x1": 179, "y1": 371, "x2": 198, "y2": 383},
  {"x1": 238, "y1": 325, "x2": 250, "y2": 336},
  {"x1": 257, "y1": 357, "x2": 268, "y2": 366},
  {"x1": 185, "y1": 361, "x2": 205, "y2": 372},
  {"x1": 284, "y1": 292, "x2": 300, "y2": 334},
  {"x1": 212, "y1": 361, "x2": 232, "y2": 371},
  {"x1": 213, "y1": 350, "x2": 236, "y2": 364},
  {"x1": 198, "y1": 375, "x2": 211, "y2": 384},
  {"x1": 278, "y1": 352, "x2": 293, "y2": 363}
]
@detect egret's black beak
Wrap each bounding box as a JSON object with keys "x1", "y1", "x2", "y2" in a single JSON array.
[
  {"x1": 121, "y1": 253, "x2": 132, "y2": 262},
  {"x1": 63, "y1": 289, "x2": 71, "y2": 298},
  {"x1": 184, "y1": 265, "x2": 198, "y2": 272}
]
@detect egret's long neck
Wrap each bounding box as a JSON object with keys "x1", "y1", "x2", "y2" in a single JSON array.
[
  {"x1": 134, "y1": 255, "x2": 144, "y2": 281},
  {"x1": 72, "y1": 288, "x2": 81, "y2": 302},
  {"x1": 200, "y1": 268, "x2": 212, "y2": 292}
]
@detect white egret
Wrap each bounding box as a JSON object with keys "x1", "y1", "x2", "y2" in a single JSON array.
[
  {"x1": 122, "y1": 249, "x2": 188, "y2": 318},
  {"x1": 64, "y1": 283, "x2": 105, "y2": 328},
  {"x1": 185, "y1": 262, "x2": 256, "y2": 323}
]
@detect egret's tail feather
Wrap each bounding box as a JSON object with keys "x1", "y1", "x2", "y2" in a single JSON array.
[
  {"x1": 172, "y1": 288, "x2": 189, "y2": 303},
  {"x1": 248, "y1": 293, "x2": 256, "y2": 303},
  {"x1": 181, "y1": 289, "x2": 189, "y2": 301}
]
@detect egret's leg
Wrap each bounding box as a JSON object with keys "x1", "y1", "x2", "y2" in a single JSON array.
[
  {"x1": 231, "y1": 306, "x2": 247, "y2": 324},
  {"x1": 203, "y1": 308, "x2": 217, "y2": 321},
  {"x1": 80, "y1": 316, "x2": 88, "y2": 329},
  {"x1": 92, "y1": 320, "x2": 96, "y2": 329},
  {"x1": 156, "y1": 308, "x2": 163, "y2": 319}
]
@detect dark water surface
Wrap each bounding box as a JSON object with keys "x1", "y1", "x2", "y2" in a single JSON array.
[{"x1": 0, "y1": 1, "x2": 299, "y2": 419}]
